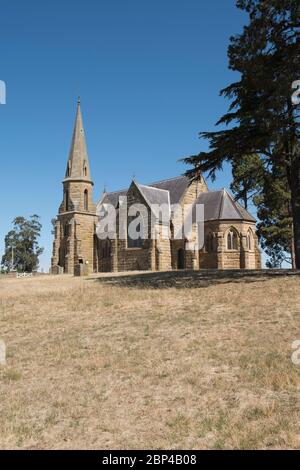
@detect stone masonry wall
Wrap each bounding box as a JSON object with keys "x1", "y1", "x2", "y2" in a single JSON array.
[
  {"x1": 60, "y1": 180, "x2": 95, "y2": 214},
  {"x1": 199, "y1": 221, "x2": 261, "y2": 270},
  {"x1": 116, "y1": 182, "x2": 153, "y2": 271}
]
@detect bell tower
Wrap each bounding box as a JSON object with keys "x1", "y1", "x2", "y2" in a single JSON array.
[{"x1": 51, "y1": 99, "x2": 97, "y2": 275}]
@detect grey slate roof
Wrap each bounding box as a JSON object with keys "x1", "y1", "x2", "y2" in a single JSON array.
[
  {"x1": 100, "y1": 175, "x2": 190, "y2": 207},
  {"x1": 195, "y1": 189, "x2": 256, "y2": 222},
  {"x1": 146, "y1": 176, "x2": 191, "y2": 205},
  {"x1": 98, "y1": 179, "x2": 256, "y2": 224},
  {"x1": 137, "y1": 184, "x2": 170, "y2": 207},
  {"x1": 137, "y1": 183, "x2": 170, "y2": 220},
  {"x1": 101, "y1": 189, "x2": 128, "y2": 207}
]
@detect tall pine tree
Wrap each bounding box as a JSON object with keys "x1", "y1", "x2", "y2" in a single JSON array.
[{"x1": 183, "y1": 0, "x2": 300, "y2": 267}]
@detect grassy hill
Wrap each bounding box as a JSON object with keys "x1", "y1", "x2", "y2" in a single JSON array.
[{"x1": 0, "y1": 271, "x2": 300, "y2": 449}]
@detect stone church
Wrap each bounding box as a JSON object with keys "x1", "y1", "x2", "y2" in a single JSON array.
[{"x1": 51, "y1": 101, "x2": 261, "y2": 275}]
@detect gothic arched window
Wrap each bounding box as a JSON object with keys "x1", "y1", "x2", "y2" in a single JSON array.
[
  {"x1": 247, "y1": 229, "x2": 253, "y2": 251},
  {"x1": 227, "y1": 228, "x2": 238, "y2": 250}
]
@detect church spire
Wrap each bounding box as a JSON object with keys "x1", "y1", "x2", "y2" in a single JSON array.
[{"x1": 65, "y1": 98, "x2": 92, "y2": 181}]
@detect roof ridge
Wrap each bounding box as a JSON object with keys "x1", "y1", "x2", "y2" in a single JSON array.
[
  {"x1": 104, "y1": 174, "x2": 187, "y2": 196},
  {"x1": 147, "y1": 175, "x2": 187, "y2": 185},
  {"x1": 105, "y1": 188, "x2": 128, "y2": 195},
  {"x1": 139, "y1": 183, "x2": 170, "y2": 193}
]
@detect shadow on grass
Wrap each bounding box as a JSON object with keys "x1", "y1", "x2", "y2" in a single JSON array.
[{"x1": 88, "y1": 269, "x2": 300, "y2": 290}]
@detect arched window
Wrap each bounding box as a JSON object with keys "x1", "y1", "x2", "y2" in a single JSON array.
[
  {"x1": 65, "y1": 190, "x2": 69, "y2": 212},
  {"x1": 227, "y1": 232, "x2": 232, "y2": 250},
  {"x1": 84, "y1": 189, "x2": 88, "y2": 211},
  {"x1": 246, "y1": 229, "x2": 253, "y2": 251},
  {"x1": 227, "y1": 228, "x2": 238, "y2": 250}
]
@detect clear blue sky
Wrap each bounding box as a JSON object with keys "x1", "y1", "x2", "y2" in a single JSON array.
[{"x1": 0, "y1": 0, "x2": 253, "y2": 271}]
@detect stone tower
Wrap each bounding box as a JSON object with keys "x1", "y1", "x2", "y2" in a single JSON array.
[{"x1": 51, "y1": 99, "x2": 97, "y2": 275}]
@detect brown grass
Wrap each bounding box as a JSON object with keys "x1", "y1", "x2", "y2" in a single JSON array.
[{"x1": 0, "y1": 271, "x2": 300, "y2": 449}]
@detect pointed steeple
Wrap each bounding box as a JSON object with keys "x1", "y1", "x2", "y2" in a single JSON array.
[{"x1": 65, "y1": 98, "x2": 92, "y2": 182}]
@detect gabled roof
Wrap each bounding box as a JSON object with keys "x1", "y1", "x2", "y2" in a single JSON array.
[
  {"x1": 137, "y1": 183, "x2": 170, "y2": 207},
  {"x1": 101, "y1": 189, "x2": 127, "y2": 207},
  {"x1": 136, "y1": 183, "x2": 170, "y2": 220},
  {"x1": 99, "y1": 175, "x2": 190, "y2": 208},
  {"x1": 145, "y1": 176, "x2": 191, "y2": 205},
  {"x1": 98, "y1": 180, "x2": 256, "y2": 224},
  {"x1": 195, "y1": 189, "x2": 256, "y2": 222}
]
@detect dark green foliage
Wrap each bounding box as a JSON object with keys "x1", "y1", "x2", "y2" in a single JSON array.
[
  {"x1": 230, "y1": 154, "x2": 264, "y2": 210},
  {"x1": 255, "y1": 168, "x2": 294, "y2": 267},
  {"x1": 1, "y1": 215, "x2": 44, "y2": 273},
  {"x1": 230, "y1": 154, "x2": 294, "y2": 266},
  {"x1": 183, "y1": 0, "x2": 300, "y2": 267}
]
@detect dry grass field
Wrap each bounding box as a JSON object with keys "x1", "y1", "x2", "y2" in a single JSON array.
[{"x1": 0, "y1": 271, "x2": 300, "y2": 449}]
